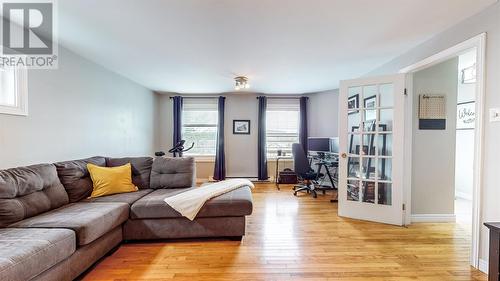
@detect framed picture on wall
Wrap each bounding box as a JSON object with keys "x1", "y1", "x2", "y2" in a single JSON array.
[
  {"x1": 456, "y1": 101, "x2": 475, "y2": 130},
  {"x1": 233, "y1": 120, "x2": 251, "y2": 134}
]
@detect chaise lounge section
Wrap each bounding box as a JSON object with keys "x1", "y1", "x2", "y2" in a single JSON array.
[{"x1": 0, "y1": 156, "x2": 253, "y2": 281}]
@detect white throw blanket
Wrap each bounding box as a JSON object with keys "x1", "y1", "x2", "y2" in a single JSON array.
[{"x1": 164, "y1": 179, "x2": 254, "y2": 221}]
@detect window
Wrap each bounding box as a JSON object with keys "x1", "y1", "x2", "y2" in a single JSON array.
[
  {"x1": 0, "y1": 67, "x2": 27, "y2": 116},
  {"x1": 182, "y1": 98, "x2": 218, "y2": 156},
  {"x1": 266, "y1": 98, "x2": 300, "y2": 158}
]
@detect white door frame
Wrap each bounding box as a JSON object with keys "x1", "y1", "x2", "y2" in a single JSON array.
[{"x1": 399, "y1": 33, "x2": 486, "y2": 269}]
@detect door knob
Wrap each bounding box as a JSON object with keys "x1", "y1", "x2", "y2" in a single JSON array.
[{"x1": 341, "y1": 153, "x2": 347, "y2": 158}]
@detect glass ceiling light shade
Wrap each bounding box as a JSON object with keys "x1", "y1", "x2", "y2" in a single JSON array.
[{"x1": 234, "y1": 76, "x2": 249, "y2": 90}]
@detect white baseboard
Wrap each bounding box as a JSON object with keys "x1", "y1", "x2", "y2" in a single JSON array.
[
  {"x1": 411, "y1": 214, "x2": 456, "y2": 222},
  {"x1": 479, "y1": 258, "x2": 488, "y2": 274},
  {"x1": 455, "y1": 191, "x2": 473, "y2": 201}
]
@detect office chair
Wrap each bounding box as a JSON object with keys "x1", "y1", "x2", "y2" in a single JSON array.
[{"x1": 292, "y1": 143, "x2": 319, "y2": 198}]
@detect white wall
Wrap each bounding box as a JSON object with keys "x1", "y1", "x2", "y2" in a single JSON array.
[
  {"x1": 307, "y1": 89, "x2": 339, "y2": 138},
  {"x1": 455, "y1": 50, "x2": 477, "y2": 200},
  {"x1": 0, "y1": 46, "x2": 158, "y2": 169},
  {"x1": 366, "y1": 1, "x2": 500, "y2": 264},
  {"x1": 411, "y1": 58, "x2": 458, "y2": 215}
]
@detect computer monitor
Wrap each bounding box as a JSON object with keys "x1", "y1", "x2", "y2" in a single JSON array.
[{"x1": 308, "y1": 137, "x2": 330, "y2": 152}]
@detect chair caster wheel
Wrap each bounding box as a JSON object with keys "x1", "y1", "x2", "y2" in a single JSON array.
[{"x1": 293, "y1": 192, "x2": 297, "y2": 196}]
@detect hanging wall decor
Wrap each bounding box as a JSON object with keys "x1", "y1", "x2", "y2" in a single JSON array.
[
  {"x1": 456, "y1": 101, "x2": 475, "y2": 130},
  {"x1": 418, "y1": 94, "x2": 446, "y2": 130}
]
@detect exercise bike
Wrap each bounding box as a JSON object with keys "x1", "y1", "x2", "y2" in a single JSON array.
[{"x1": 155, "y1": 140, "x2": 195, "y2": 157}]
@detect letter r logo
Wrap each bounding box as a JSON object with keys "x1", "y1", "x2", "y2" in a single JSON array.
[{"x1": 2, "y1": 2, "x2": 53, "y2": 55}]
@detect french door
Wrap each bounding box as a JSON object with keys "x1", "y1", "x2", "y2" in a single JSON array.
[{"x1": 338, "y1": 74, "x2": 406, "y2": 226}]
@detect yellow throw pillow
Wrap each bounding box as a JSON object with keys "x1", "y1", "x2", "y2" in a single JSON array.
[{"x1": 87, "y1": 163, "x2": 138, "y2": 198}]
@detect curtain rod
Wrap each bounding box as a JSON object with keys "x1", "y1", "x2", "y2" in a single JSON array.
[
  {"x1": 169, "y1": 96, "x2": 222, "y2": 99},
  {"x1": 256, "y1": 96, "x2": 308, "y2": 99},
  {"x1": 168, "y1": 95, "x2": 307, "y2": 99}
]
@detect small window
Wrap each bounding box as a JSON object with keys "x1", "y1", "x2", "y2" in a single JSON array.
[
  {"x1": 0, "y1": 67, "x2": 27, "y2": 116},
  {"x1": 266, "y1": 98, "x2": 300, "y2": 158},
  {"x1": 182, "y1": 98, "x2": 218, "y2": 156}
]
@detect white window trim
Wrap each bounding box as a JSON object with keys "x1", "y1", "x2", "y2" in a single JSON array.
[{"x1": 0, "y1": 67, "x2": 28, "y2": 116}]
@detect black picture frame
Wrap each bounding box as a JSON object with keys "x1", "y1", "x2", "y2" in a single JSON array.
[
  {"x1": 348, "y1": 94, "x2": 359, "y2": 114},
  {"x1": 233, "y1": 120, "x2": 251, "y2": 134}
]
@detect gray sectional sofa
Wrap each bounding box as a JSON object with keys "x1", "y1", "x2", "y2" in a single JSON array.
[{"x1": 0, "y1": 156, "x2": 253, "y2": 281}]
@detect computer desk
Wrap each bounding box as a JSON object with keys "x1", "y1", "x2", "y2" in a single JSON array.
[
  {"x1": 274, "y1": 155, "x2": 293, "y2": 190},
  {"x1": 310, "y1": 152, "x2": 339, "y2": 202}
]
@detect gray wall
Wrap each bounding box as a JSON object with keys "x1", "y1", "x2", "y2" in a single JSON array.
[
  {"x1": 0, "y1": 46, "x2": 158, "y2": 169},
  {"x1": 224, "y1": 94, "x2": 259, "y2": 177},
  {"x1": 157, "y1": 91, "x2": 339, "y2": 178},
  {"x1": 411, "y1": 58, "x2": 458, "y2": 215},
  {"x1": 366, "y1": 1, "x2": 500, "y2": 264},
  {"x1": 157, "y1": 93, "x2": 262, "y2": 178},
  {"x1": 307, "y1": 89, "x2": 339, "y2": 138}
]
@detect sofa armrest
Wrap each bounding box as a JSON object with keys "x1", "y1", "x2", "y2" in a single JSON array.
[{"x1": 150, "y1": 157, "x2": 196, "y2": 189}]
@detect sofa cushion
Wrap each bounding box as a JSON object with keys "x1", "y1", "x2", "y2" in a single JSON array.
[
  {"x1": 0, "y1": 228, "x2": 75, "y2": 281},
  {"x1": 0, "y1": 164, "x2": 69, "y2": 227},
  {"x1": 55, "y1": 156, "x2": 106, "y2": 202},
  {"x1": 83, "y1": 188, "x2": 154, "y2": 205},
  {"x1": 130, "y1": 186, "x2": 253, "y2": 219},
  {"x1": 10, "y1": 202, "x2": 129, "y2": 246},
  {"x1": 106, "y1": 157, "x2": 153, "y2": 189},
  {"x1": 150, "y1": 157, "x2": 195, "y2": 189}
]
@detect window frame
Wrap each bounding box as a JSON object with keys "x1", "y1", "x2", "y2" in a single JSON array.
[
  {"x1": 265, "y1": 98, "x2": 301, "y2": 160},
  {"x1": 0, "y1": 66, "x2": 28, "y2": 116},
  {"x1": 181, "y1": 98, "x2": 219, "y2": 158}
]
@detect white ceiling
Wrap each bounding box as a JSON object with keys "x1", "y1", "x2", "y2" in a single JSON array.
[{"x1": 58, "y1": 0, "x2": 496, "y2": 94}]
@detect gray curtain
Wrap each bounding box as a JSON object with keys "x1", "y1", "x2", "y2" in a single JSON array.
[
  {"x1": 299, "y1": 96, "x2": 309, "y2": 153},
  {"x1": 213, "y1": 96, "x2": 226, "y2": 181},
  {"x1": 172, "y1": 96, "x2": 183, "y2": 155},
  {"x1": 257, "y1": 96, "x2": 268, "y2": 180}
]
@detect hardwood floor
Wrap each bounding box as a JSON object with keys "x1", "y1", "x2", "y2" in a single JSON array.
[{"x1": 83, "y1": 183, "x2": 486, "y2": 281}]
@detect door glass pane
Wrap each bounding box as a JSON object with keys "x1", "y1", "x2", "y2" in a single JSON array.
[
  {"x1": 347, "y1": 157, "x2": 360, "y2": 178},
  {"x1": 362, "y1": 85, "x2": 377, "y2": 100},
  {"x1": 348, "y1": 111, "x2": 360, "y2": 133},
  {"x1": 378, "y1": 182, "x2": 392, "y2": 205},
  {"x1": 377, "y1": 134, "x2": 392, "y2": 156},
  {"x1": 378, "y1": 158, "x2": 392, "y2": 181},
  {"x1": 378, "y1": 109, "x2": 393, "y2": 131},
  {"x1": 348, "y1": 87, "x2": 361, "y2": 110},
  {"x1": 361, "y1": 158, "x2": 376, "y2": 180},
  {"x1": 362, "y1": 181, "x2": 376, "y2": 203},
  {"x1": 379, "y1": 83, "x2": 394, "y2": 107},
  {"x1": 362, "y1": 134, "x2": 376, "y2": 156},
  {"x1": 348, "y1": 134, "x2": 361, "y2": 155},
  {"x1": 363, "y1": 94, "x2": 377, "y2": 122},
  {"x1": 362, "y1": 120, "x2": 377, "y2": 133},
  {"x1": 347, "y1": 180, "x2": 360, "y2": 201}
]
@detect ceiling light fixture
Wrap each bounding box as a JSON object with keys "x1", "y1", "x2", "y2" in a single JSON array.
[{"x1": 234, "y1": 76, "x2": 250, "y2": 90}]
